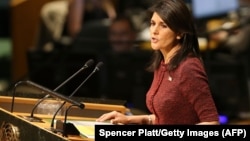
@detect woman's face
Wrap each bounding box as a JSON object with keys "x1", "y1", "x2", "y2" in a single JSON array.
[{"x1": 150, "y1": 12, "x2": 179, "y2": 51}]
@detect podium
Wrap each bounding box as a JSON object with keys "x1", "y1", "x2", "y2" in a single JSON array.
[
  {"x1": 0, "y1": 107, "x2": 68, "y2": 141},
  {"x1": 0, "y1": 96, "x2": 127, "y2": 141}
]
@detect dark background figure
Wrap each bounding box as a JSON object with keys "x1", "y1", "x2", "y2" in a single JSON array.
[
  {"x1": 64, "y1": 14, "x2": 153, "y2": 112},
  {"x1": 100, "y1": 15, "x2": 153, "y2": 111},
  {"x1": 32, "y1": 0, "x2": 117, "y2": 52}
]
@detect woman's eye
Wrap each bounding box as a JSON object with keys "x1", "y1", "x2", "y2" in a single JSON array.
[
  {"x1": 161, "y1": 24, "x2": 167, "y2": 28},
  {"x1": 150, "y1": 21, "x2": 155, "y2": 26}
]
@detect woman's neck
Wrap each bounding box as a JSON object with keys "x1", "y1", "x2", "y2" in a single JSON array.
[{"x1": 161, "y1": 45, "x2": 181, "y2": 64}]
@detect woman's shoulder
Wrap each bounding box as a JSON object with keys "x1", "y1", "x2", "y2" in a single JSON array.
[
  {"x1": 182, "y1": 57, "x2": 203, "y2": 66},
  {"x1": 178, "y1": 57, "x2": 205, "y2": 72}
]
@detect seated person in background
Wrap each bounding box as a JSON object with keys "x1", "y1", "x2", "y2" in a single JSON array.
[
  {"x1": 33, "y1": 0, "x2": 69, "y2": 51},
  {"x1": 208, "y1": 19, "x2": 250, "y2": 61},
  {"x1": 33, "y1": 0, "x2": 116, "y2": 51},
  {"x1": 67, "y1": 0, "x2": 117, "y2": 40},
  {"x1": 107, "y1": 15, "x2": 137, "y2": 53},
  {"x1": 208, "y1": 0, "x2": 250, "y2": 62},
  {"x1": 101, "y1": 15, "x2": 152, "y2": 112}
]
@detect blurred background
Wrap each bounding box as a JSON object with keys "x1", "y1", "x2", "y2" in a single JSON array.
[{"x1": 0, "y1": 0, "x2": 250, "y2": 123}]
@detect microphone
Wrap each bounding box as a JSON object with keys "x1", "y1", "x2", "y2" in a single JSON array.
[
  {"x1": 63, "y1": 104, "x2": 79, "y2": 137},
  {"x1": 53, "y1": 59, "x2": 94, "y2": 91},
  {"x1": 50, "y1": 62, "x2": 104, "y2": 131},
  {"x1": 25, "y1": 80, "x2": 84, "y2": 108},
  {"x1": 22, "y1": 59, "x2": 94, "y2": 122}
]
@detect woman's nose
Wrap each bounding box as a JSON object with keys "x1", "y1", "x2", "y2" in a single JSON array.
[{"x1": 151, "y1": 26, "x2": 159, "y2": 35}]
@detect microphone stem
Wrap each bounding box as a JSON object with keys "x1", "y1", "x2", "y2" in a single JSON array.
[
  {"x1": 51, "y1": 101, "x2": 66, "y2": 128},
  {"x1": 30, "y1": 66, "x2": 87, "y2": 118},
  {"x1": 69, "y1": 71, "x2": 96, "y2": 97},
  {"x1": 30, "y1": 94, "x2": 49, "y2": 117},
  {"x1": 54, "y1": 67, "x2": 85, "y2": 92},
  {"x1": 50, "y1": 70, "x2": 96, "y2": 128},
  {"x1": 11, "y1": 80, "x2": 27, "y2": 112},
  {"x1": 63, "y1": 104, "x2": 78, "y2": 137}
]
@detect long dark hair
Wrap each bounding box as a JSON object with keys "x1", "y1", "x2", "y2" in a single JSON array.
[{"x1": 146, "y1": 0, "x2": 201, "y2": 72}]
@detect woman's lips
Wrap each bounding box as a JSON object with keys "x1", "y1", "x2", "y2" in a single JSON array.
[{"x1": 151, "y1": 37, "x2": 158, "y2": 43}]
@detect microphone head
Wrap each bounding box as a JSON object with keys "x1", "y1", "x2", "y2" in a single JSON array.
[
  {"x1": 95, "y1": 62, "x2": 104, "y2": 71},
  {"x1": 79, "y1": 103, "x2": 85, "y2": 109},
  {"x1": 84, "y1": 59, "x2": 94, "y2": 68}
]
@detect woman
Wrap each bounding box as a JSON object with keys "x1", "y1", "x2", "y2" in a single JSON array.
[{"x1": 96, "y1": 0, "x2": 219, "y2": 125}]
